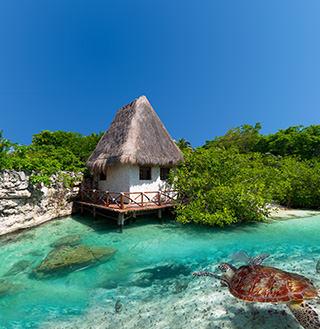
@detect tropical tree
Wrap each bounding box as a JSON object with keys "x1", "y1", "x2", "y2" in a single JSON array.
[
  {"x1": 204, "y1": 122, "x2": 262, "y2": 153},
  {"x1": 175, "y1": 138, "x2": 193, "y2": 154}
]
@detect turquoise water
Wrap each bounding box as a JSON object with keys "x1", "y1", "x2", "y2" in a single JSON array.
[{"x1": 0, "y1": 213, "x2": 320, "y2": 328}]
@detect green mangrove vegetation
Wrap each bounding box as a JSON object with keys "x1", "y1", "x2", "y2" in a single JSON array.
[{"x1": 173, "y1": 124, "x2": 320, "y2": 226}]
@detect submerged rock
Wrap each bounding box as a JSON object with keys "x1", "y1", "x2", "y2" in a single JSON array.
[
  {"x1": 0, "y1": 279, "x2": 18, "y2": 298},
  {"x1": 32, "y1": 245, "x2": 117, "y2": 279},
  {"x1": 316, "y1": 259, "x2": 320, "y2": 273},
  {"x1": 49, "y1": 234, "x2": 81, "y2": 248},
  {"x1": 4, "y1": 260, "x2": 32, "y2": 276}
]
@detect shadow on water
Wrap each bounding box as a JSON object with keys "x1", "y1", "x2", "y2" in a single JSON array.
[
  {"x1": 71, "y1": 211, "x2": 178, "y2": 234},
  {"x1": 0, "y1": 227, "x2": 37, "y2": 247},
  {"x1": 137, "y1": 263, "x2": 191, "y2": 280},
  {"x1": 71, "y1": 213, "x2": 119, "y2": 232}
]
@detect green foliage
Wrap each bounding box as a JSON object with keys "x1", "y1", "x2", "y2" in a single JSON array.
[
  {"x1": 204, "y1": 123, "x2": 320, "y2": 161},
  {"x1": 204, "y1": 123, "x2": 262, "y2": 153},
  {"x1": 32, "y1": 130, "x2": 104, "y2": 162},
  {"x1": 171, "y1": 147, "x2": 273, "y2": 226},
  {"x1": 271, "y1": 157, "x2": 320, "y2": 209},
  {"x1": 254, "y1": 125, "x2": 320, "y2": 159},
  {"x1": 173, "y1": 123, "x2": 320, "y2": 226},
  {"x1": 5, "y1": 144, "x2": 82, "y2": 186},
  {"x1": 196, "y1": 123, "x2": 320, "y2": 213},
  {"x1": 2, "y1": 130, "x2": 103, "y2": 186}
]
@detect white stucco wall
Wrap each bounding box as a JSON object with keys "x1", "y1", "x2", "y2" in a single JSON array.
[
  {"x1": 129, "y1": 165, "x2": 171, "y2": 204},
  {"x1": 98, "y1": 163, "x2": 131, "y2": 192},
  {"x1": 97, "y1": 164, "x2": 171, "y2": 192},
  {"x1": 96, "y1": 164, "x2": 174, "y2": 204},
  {"x1": 129, "y1": 166, "x2": 169, "y2": 192}
]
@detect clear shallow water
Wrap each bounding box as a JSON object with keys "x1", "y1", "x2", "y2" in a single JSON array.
[{"x1": 0, "y1": 214, "x2": 320, "y2": 328}]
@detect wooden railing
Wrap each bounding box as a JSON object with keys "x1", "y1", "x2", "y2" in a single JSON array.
[{"x1": 80, "y1": 189, "x2": 180, "y2": 210}]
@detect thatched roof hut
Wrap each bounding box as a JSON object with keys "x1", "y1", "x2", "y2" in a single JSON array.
[{"x1": 86, "y1": 96, "x2": 184, "y2": 174}]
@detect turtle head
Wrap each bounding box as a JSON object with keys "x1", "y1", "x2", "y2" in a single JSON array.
[{"x1": 218, "y1": 263, "x2": 236, "y2": 280}]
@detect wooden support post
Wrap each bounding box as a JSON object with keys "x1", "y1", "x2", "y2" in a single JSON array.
[
  {"x1": 93, "y1": 207, "x2": 96, "y2": 219},
  {"x1": 81, "y1": 189, "x2": 84, "y2": 202},
  {"x1": 118, "y1": 213, "x2": 125, "y2": 232},
  {"x1": 120, "y1": 193, "x2": 124, "y2": 210},
  {"x1": 106, "y1": 191, "x2": 109, "y2": 206},
  {"x1": 93, "y1": 189, "x2": 97, "y2": 204},
  {"x1": 80, "y1": 204, "x2": 83, "y2": 216},
  {"x1": 158, "y1": 191, "x2": 161, "y2": 206},
  {"x1": 133, "y1": 212, "x2": 137, "y2": 224},
  {"x1": 158, "y1": 209, "x2": 162, "y2": 224}
]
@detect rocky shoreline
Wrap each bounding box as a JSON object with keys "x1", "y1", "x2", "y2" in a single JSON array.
[{"x1": 0, "y1": 169, "x2": 82, "y2": 236}]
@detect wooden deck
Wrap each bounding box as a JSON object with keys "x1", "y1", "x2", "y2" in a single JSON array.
[
  {"x1": 76, "y1": 200, "x2": 176, "y2": 213},
  {"x1": 75, "y1": 189, "x2": 180, "y2": 230}
]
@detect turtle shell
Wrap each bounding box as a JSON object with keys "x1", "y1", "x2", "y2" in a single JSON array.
[{"x1": 229, "y1": 265, "x2": 319, "y2": 303}]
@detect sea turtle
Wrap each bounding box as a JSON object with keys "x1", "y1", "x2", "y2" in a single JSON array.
[{"x1": 193, "y1": 253, "x2": 320, "y2": 329}]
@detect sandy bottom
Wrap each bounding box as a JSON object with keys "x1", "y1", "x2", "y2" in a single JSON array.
[
  {"x1": 42, "y1": 210, "x2": 320, "y2": 329},
  {"x1": 44, "y1": 262, "x2": 320, "y2": 329}
]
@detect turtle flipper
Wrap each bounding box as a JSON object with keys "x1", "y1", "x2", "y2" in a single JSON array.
[
  {"x1": 192, "y1": 271, "x2": 229, "y2": 285},
  {"x1": 288, "y1": 301, "x2": 320, "y2": 329},
  {"x1": 249, "y1": 253, "x2": 270, "y2": 266}
]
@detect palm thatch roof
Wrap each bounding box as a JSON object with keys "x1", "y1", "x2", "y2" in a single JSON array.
[{"x1": 86, "y1": 96, "x2": 184, "y2": 174}]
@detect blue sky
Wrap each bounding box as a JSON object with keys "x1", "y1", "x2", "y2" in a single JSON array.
[{"x1": 1, "y1": 1, "x2": 320, "y2": 147}]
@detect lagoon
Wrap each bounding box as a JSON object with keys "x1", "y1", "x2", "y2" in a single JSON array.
[{"x1": 1, "y1": 213, "x2": 320, "y2": 328}]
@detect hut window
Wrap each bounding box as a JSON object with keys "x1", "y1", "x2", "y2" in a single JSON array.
[
  {"x1": 139, "y1": 167, "x2": 151, "y2": 180},
  {"x1": 100, "y1": 172, "x2": 106, "y2": 181},
  {"x1": 160, "y1": 168, "x2": 170, "y2": 181}
]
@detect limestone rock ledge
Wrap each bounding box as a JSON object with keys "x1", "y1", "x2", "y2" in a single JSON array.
[{"x1": 0, "y1": 170, "x2": 83, "y2": 236}]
